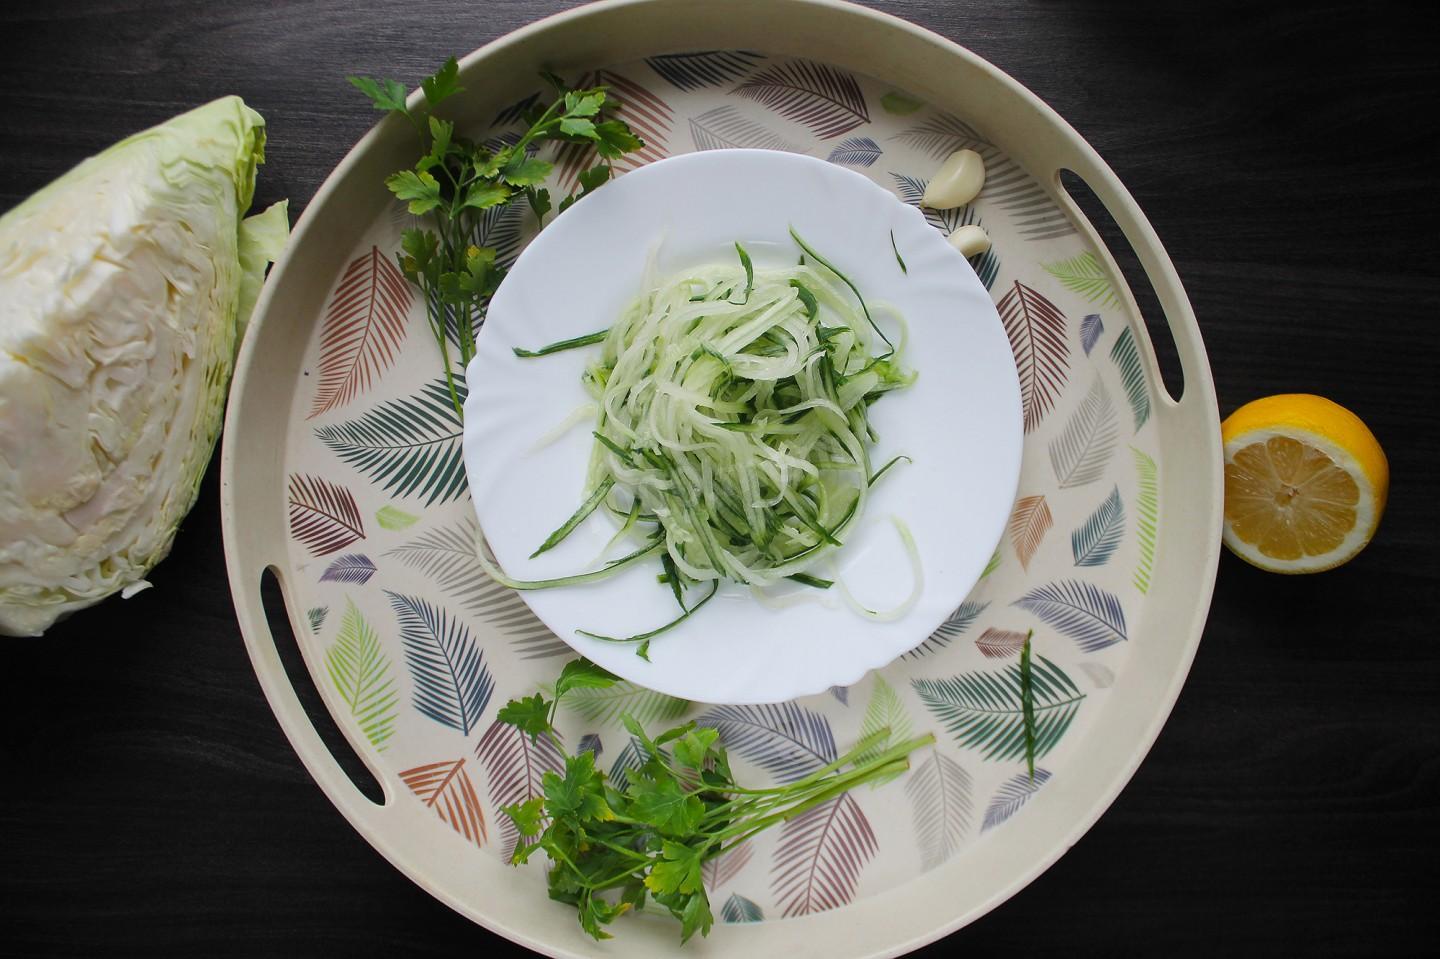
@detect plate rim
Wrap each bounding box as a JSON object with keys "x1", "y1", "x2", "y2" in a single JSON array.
[{"x1": 460, "y1": 146, "x2": 1023, "y2": 704}]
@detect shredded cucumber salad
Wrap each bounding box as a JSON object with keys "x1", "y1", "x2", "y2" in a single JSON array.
[{"x1": 483, "y1": 229, "x2": 916, "y2": 654}]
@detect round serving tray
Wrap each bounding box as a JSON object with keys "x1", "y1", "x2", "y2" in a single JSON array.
[{"x1": 222, "y1": 1, "x2": 1222, "y2": 956}]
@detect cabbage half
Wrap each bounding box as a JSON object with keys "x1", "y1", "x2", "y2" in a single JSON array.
[{"x1": 0, "y1": 97, "x2": 289, "y2": 636}]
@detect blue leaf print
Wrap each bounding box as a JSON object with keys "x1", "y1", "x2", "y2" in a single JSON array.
[
  {"x1": 1110, "y1": 327, "x2": 1152, "y2": 431},
  {"x1": 827, "y1": 136, "x2": 882, "y2": 167},
  {"x1": 388, "y1": 591, "x2": 493, "y2": 735},
  {"x1": 981, "y1": 768, "x2": 1052, "y2": 832},
  {"x1": 1080, "y1": 313, "x2": 1104, "y2": 355},
  {"x1": 607, "y1": 737, "x2": 667, "y2": 793},
  {"x1": 697, "y1": 703, "x2": 836, "y2": 783},
  {"x1": 306, "y1": 606, "x2": 329, "y2": 633},
  {"x1": 578, "y1": 734, "x2": 603, "y2": 758},
  {"x1": 721, "y1": 893, "x2": 764, "y2": 923},
  {"x1": 492, "y1": 91, "x2": 539, "y2": 127},
  {"x1": 889, "y1": 173, "x2": 964, "y2": 233},
  {"x1": 689, "y1": 105, "x2": 797, "y2": 152},
  {"x1": 904, "y1": 600, "x2": 989, "y2": 659},
  {"x1": 829, "y1": 685, "x2": 849, "y2": 706},
  {"x1": 1013, "y1": 580, "x2": 1127, "y2": 652},
  {"x1": 646, "y1": 50, "x2": 766, "y2": 91},
  {"x1": 1071, "y1": 487, "x2": 1125, "y2": 567},
  {"x1": 319, "y1": 553, "x2": 378, "y2": 585}
]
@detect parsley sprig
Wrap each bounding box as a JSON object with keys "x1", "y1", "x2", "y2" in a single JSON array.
[
  {"x1": 496, "y1": 659, "x2": 935, "y2": 942},
  {"x1": 349, "y1": 59, "x2": 643, "y2": 417}
]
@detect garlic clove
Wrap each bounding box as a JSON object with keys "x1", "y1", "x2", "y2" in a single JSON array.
[
  {"x1": 948, "y1": 224, "x2": 992, "y2": 258},
  {"x1": 921, "y1": 148, "x2": 986, "y2": 209}
]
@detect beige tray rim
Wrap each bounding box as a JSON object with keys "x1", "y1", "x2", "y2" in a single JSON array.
[{"x1": 221, "y1": 1, "x2": 1223, "y2": 956}]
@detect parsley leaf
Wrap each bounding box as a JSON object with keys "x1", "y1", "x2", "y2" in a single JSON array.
[
  {"x1": 347, "y1": 75, "x2": 409, "y2": 114},
  {"x1": 496, "y1": 692, "x2": 553, "y2": 739},
  {"x1": 501, "y1": 155, "x2": 555, "y2": 187},
  {"x1": 554, "y1": 657, "x2": 620, "y2": 700},
  {"x1": 385, "y1": 169, "x2": 441, "y2": 214},
  {"x1": 420, "y1": 56, "x2": 463, "y2": 107}
]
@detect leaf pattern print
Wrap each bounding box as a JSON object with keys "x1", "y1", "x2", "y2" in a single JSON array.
[
  {"x1": 325, "y1": 599, "x2": 398, "y2": 750},
  {"x1": 306, "y1": 606, "x2": 329, "y2": 633},
  {"x1": 475, "y1": 718, "x2": 565, "y2": 862},
  {"x1": 905, "y1": 748, "x2": 972, "y2": 870},
  {"x1": 375, "y1": 505, "x2": 419, "y2": 531},
  {"x1": 913, "y1": 657, "x2": 1086, "y2": 762},
  {"x1": 319, "y1": 554, "x2": 378, "y2": 585},
  {"x1": 477, "y1": 201, "x2": 526, "y2": 273},
  {"x1": 688, "y1": 104, "x2": 798, "y2": 152},
  {"x1": 703, "y1": 840, "x2": 754, "y2": 892},
  {"x1": 733, "y1": 60, "x2": 869, "y2": 139},
  {"x1": 1048, "y1": 377, "x2": 1119, "y2": 488},
  {"x1": 389, "y1": 591, "x2": 493, "y2": 736},
  {"x1": 1043, "y1": 252, "x2": 1119, "y2": 307},
  {"x1": 1013, "y1": 580, "x2": 1128, "y2": 652},
  {"x1": 1111, "y1": 327, "x2": 1152, "y2": 431},
  {"x1": 904, "y1": 599, "x2": 989, "y2": 659},
  {"x1": 386, "y1": 516, "x2": 566, "y2": 658},
  {"x1": 607, "y1": 737, "x2": 648, "y2": 793},
  {"x1": 561, "y1": 681, "x2": 690, "y2": 728},
  {"x1": 1072, "y1": 487, "x2": 1125, "y2": 567},
  {"x1": 890, "y1": 114, "x2": 1072, "y2": 239},
  {"x1": 287, "y1": 474, "x2": 365, "y2": 556},
  {"x1": 827, "y1": 136, "x2": 882, "y2": 167},
  {"x1": 997, "y1": 281, "x2": 1070, "y2": 433},
  {"x1": 981, "y1": 549, "x2": 1002, "y2": 579},
  {"x1": 697, "y1": 702, "x2": 836, "y2": 783},
  {"x1": 1008, "y1": 494, "x2": 1052, "y2": 571},
  {"x1": 1132, "y1": 446, "x2": 1159, "y2": 594},
  {"x1": 492, "y1": 91, "x2": 539, "y2": 127},
  {"x1": 309, "y1": 246, "x2": 411, "y2": 417},
  {"x1": 855, "y1": 676, "x2": 913, "y2": 784},
  {"x1": 1078, "y1": 661, "x2": 1117, "y2": 689},
  {"x1": 889, "y1": 172, "x2": 964, "y2": 233},
  {"x1": 953, "y1": 206, "x2": 1001, "y2": 291},
  {"x1": 315, "y1": 378, "x2": 467, "y2": 507},
  {"x1": 829, "y1": 685, "x2": 849, "y2": 706},
  {"x1": 721, "y1": 893, "x2": 764, "y2": 923},
  {"x1": 771, "y1": 792, "x2": 877, "y2": 916},
  {"x1": 1080, "y1": 313, "x2": 1105, "y2": 355},
  {"x1": 577, "y1": 733, "x2": 603, "y2": 758},
  {"x1": 890, "y1": 113, "x2": 988, "y2": 159},
  {"x1": 982, "y1": 768, "x2": 1053, "y2": 832},
  {"x1": 647, "y1": 50, "x2": 766, "y2": 90},
  {"x1": 400, "y1": 758, "x2": 487, "y2": 849},
  {"x1": 975, "y1": 627, "x2": 1029, "y2": 659}
]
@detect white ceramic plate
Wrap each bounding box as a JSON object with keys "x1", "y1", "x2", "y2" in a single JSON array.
[{"x1": 462, "y1": 149, "x2": 1021, "y2": 703}]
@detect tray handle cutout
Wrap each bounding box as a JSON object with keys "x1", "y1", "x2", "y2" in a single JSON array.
[
  {"x1": 242, "y1": 564, "x2": 396, "y2": 821},
  {"x1": 1051, "y1": 166, "x2": 1212, "y2": 425}
]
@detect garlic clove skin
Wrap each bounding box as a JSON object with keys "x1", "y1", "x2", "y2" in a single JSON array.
[
  {"x1": 921, "y1": 149, "x2": 985, "y2": 209},
  {"x1": 948, "y1": 224, "x2": 992, "y2": 258}
]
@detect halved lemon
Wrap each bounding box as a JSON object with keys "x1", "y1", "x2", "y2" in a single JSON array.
[{"x1": 1221, "y1": 394, "x2": 1388, "y2": 573}]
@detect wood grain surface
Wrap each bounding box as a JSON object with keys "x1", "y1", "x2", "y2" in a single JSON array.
[{"x1": 2, "y1": 1, "x2": 1437, "y2": 956}]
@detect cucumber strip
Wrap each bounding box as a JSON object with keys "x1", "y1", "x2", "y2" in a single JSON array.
[
  {"x1": 530, "y1": 477, "x2": 616, "y2": 558},
  {"x1": 578, "y1": 581, "x2": 720, "y2": 645},
  {"x1": 786, "y1": 572, "x2": 834, "y2": 589},
  {"x1": 513, "y1": 329, "x2": 609, "y2": 357},
  {"x1": 869, "y1": 454, "x2": 912, "y2": 487},
  {"x1": 478, "y1": 535, "x2": 663, "y2": 590}
]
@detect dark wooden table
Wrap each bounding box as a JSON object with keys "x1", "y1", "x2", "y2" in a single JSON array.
[{"x1": 2, "y1": 1, "x2": 1436, "y2": 955}]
